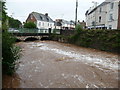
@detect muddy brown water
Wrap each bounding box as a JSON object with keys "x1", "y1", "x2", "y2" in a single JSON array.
[{"x1": 3, "y1": 41, "x2": 119, "y2": 88}]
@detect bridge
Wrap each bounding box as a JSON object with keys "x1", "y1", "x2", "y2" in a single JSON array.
[{"x1": 9, "y1": 28, "x2": 61, "y2": 41}]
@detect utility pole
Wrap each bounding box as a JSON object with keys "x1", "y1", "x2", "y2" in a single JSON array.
[{"x1": 75, "y1": 0, "x2": 78, "y2": 25}]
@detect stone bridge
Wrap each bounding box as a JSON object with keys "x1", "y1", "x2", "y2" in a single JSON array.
[
  {"x1": 12, "y1": 29, "x2": 75, "y2": 41},
  {"x1": 13, "y1": 33, "x2": 50, "y2": 41}
]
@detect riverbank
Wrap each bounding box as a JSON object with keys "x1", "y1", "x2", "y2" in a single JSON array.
[{"x1": 50, "y1": 29, "x2": 120, "y2": 54}]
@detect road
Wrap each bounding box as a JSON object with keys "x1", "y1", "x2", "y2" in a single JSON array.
[{"x1": 3, "y1": 41, "x2": 119, "y2": 88}]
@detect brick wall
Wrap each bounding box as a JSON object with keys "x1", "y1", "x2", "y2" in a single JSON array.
[{"x1": 26, "y1": 14, "x2": 37, "y2": 23}]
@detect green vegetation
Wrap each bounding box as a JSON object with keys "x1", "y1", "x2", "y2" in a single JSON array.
[
  {"x1": 1, "y1": 1, "x2": 22, "y2": 30},
  {"x1": 2, "y1": 32, "x2": 21, "y2": 75},
  {"x1": 1, "y1": 1, "x2": 8, "y2": 31},
  {"x1": 1, "y1": 1, "x2": 21, "y2": 75},
  {"x1": 69, "y1": 25, "x2": 120, "y2": 53},
  {"x1": 24, "y1": 22, "x2": 36, "y2": 29},
  {"x1": 8, "y1": 16, "x2": 22, "y2": 28},
  {"x1": 50, "y1": 25, "x2": 120, "y2": 53}
]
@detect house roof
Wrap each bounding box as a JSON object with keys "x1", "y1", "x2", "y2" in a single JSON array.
[
  {"x1": 87, "y1": 1, "x2": 110, "y2": 15},
  {"x1": 31, "y1": 12, "x2": 54, "y2": 23},
  {"x1": 55, "y1": 19, "x2": 75, "y2": 25},
  {"x1": 62, "y1": 19, "x2": 71, "y2": 24},
  {"x1": 97, "y1": 2, "x2": 110, "y2": 8}
]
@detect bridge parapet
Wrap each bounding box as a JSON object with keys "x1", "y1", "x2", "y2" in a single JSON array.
[{"x1": 16, "y1": 36, "x2": 49, "y2": 41}]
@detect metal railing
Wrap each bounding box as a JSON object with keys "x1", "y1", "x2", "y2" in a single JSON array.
[{"x1": 8, "y1": 28, "x2": 61, "y2": 34}]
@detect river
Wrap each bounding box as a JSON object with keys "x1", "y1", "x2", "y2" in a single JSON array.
[{"x1": 3, "y1": 41, "x2": 119, "y2": 88}]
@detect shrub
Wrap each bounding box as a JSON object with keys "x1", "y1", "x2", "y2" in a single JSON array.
[
  {"x1": 2, "y1": 32, "x2": 21, "y2": 75},
  {"x1": 75, "y1": 24, "x2": 83, "y2": 34},
  {"x1": 24, "y1": 22, "x2": 36, "y2": 29}
]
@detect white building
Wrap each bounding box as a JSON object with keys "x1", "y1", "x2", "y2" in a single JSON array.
[
  {"x1": 26, "y1": 12, "x2": 55, "y2": 32},
  {"x1": 55, "y1": 19, "x2": 75, "y2": 30},
  {"x1": 85, "y1": 0, "x2": 120, "y2": 29}
]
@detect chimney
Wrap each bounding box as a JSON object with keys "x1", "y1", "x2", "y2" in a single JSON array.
[{"x1": 45, "y1": 13, "x2": 48, "y2": 16}]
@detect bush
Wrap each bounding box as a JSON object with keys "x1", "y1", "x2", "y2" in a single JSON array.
[
  {"x1": 24, "y1": 22, "x2": 36, "y2": 29},
  {"x1": 2, "y1": 32, "x2": 21, "y2": 75},
  {"x1": 75, "y1": 24, "x2": 83, "y2": 34},
  {"x1": 69, "y1": 29, "x2": 120, "y2": 53}
]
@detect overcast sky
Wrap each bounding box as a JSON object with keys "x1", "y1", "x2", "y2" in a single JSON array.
[{"x1": 6, "y1": 0, "x2": 105, "y2": 23}]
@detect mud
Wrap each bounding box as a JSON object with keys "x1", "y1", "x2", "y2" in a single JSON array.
[{"x1": 3, "y1": 41, "x2": 119, "y2": 88}]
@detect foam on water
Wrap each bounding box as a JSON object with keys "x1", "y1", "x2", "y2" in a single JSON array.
[{"x1": 30, "y1": 42, "x2": 118, "y2": 71}]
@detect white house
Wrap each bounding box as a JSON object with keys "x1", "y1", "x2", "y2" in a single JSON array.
[
  {"x1": 55, "y1": 19, "x2": 75, "y2": 30},
  {"x1": 26, "y1": 12, "x2": 54, "y2": 32},
  {"x1": 85, "y1": 0, "x2": 120, "y2": 29}
]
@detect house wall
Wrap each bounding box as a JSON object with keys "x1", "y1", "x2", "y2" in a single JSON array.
[
  {"x1": 37, "y1": 21, "x2": 54, "y2": 30},
  {"x1": 26, "y1": 13, "x2": 54, "y2": 30},
  {"x1": 95, "y1": 4, "x2": 107, "y2": 27},
  {"x1": 86, "y1": 6, "x2": 96, "y2": 28},
  {"x1": 106, "y1": 1, "x2": 119, "y2": 29},
  {"x1": 55, "y1": 19, "x2": 75, "y2": 30},
  {"x1": 26, "y1": 14, "x2": 37, "y2": 24},
  {"x1": 86, "y1": 0, "x2": 120, "y2": 29}
]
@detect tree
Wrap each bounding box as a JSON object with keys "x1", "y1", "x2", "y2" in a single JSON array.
[
  {"x1": 1, "y1": 0, "x2": 21, "y2": 75},
  {"x1": 24, "y1": 22, "x2": 36, "y2": 29},
  {"x1": 8, "y1": 16, "x2": 22, "y2": 28},
  {"x1": 1, "y1": 1, "x2": 22, "y2": 30},
  {"x1": 1, "y1": 0, "x2": 8, "y2": 31}
]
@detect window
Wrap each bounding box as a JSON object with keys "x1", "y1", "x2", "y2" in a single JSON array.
[
  {"x1": 46, "y1": 17, "x2": 49, "y2": 22},
  {"x1": 99, "y1": 7, "x2": 102, "y2": 13},
  {"x1": 99, "y1": 16, "x2": 101, "y2": 23},
  {"x1": 50, "y1": 24, "x2": 52, "y2": 27},
  {"x1": 39, "y1": 22, "x2": 41, "y2": 26},
  {"x1": 42, "y1": 23, "x2": 44, "y2": 26},
  {"x1": 109, "y1": 14, "x2": 113, "y2": 21},
  {"x1": 39, "y1": 16, "x2": 43, "y2": 20},
  {"x1": 110, "y1": 3, "x2": 114, "y2": 9},
  {"x1": 109, "y1": 25, "x2": 112, "y2": 29},
  {"x1": 92, "y1": 21, "x2": 95, "y2": 26}
]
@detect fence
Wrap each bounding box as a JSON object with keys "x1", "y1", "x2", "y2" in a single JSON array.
[{"x1": 8, "y1": 28, "x2": 61, "y2": 34}]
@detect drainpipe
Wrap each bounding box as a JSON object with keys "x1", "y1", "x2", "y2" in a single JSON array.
[{"x1": 117, "y1": 1, "x2": 120, "y2": 29}]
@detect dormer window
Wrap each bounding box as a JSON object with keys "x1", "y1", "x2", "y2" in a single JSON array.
[
  {"x1": 39, "y1": 16, "x2": 43, "y2": 20},
  {"x1": 46, "y1": 17, "x2": 49, "y2": 22}
]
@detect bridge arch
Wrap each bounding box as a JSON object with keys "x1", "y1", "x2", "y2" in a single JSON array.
[
  {"x1": 24, "y1": 37, "x2": 39, "y2": 42},
  {"x1": 15, "y1": 36, "x2": 50, "y2": 41}
]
